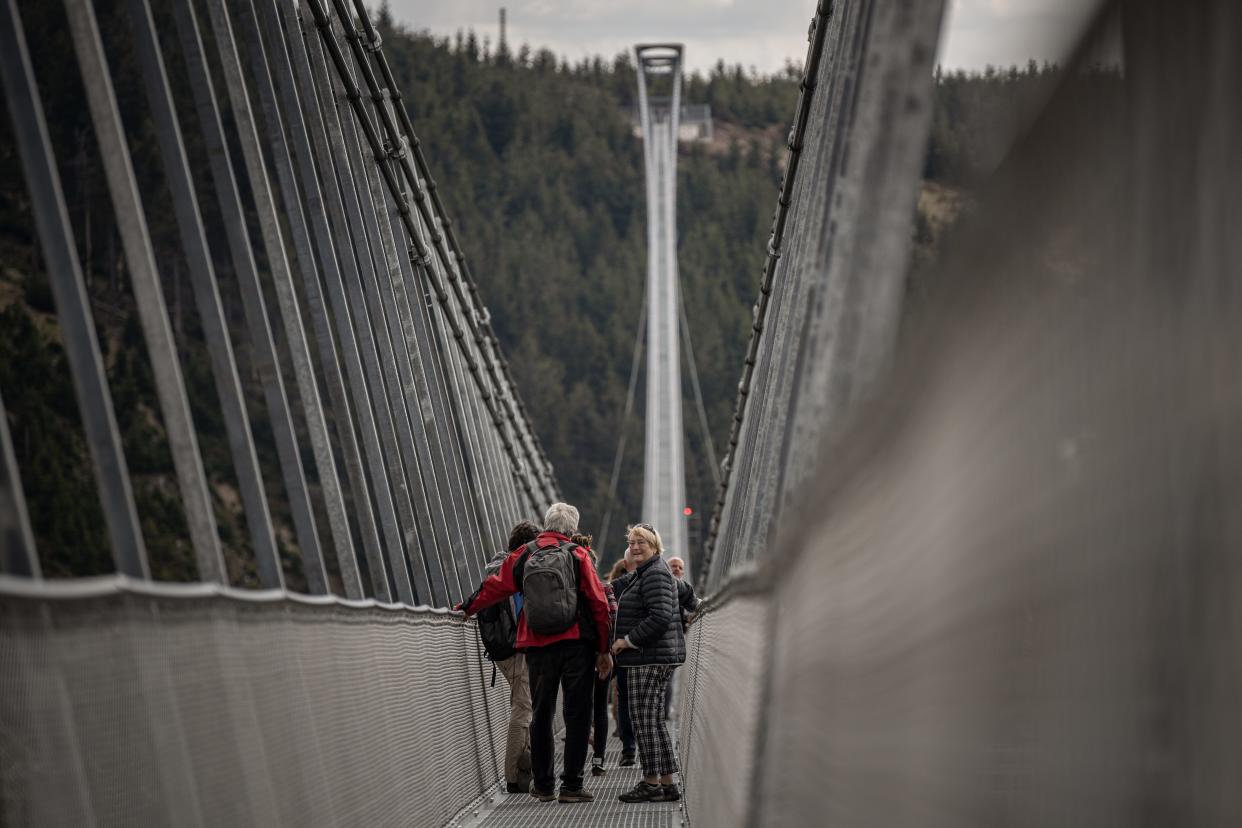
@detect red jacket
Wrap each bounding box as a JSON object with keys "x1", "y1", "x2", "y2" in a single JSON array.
[{"x1": 464, "y1": 531, "x2": 611, "y2": 654}]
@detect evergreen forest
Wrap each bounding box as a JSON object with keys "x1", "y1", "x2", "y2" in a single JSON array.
[{"x1": 0, "y1": 0, "x2": 1089, "y2": 587}]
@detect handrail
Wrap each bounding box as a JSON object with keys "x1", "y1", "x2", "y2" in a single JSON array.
[{"x1": 0, "y1": 572, "x2": 461, "y2": 614}]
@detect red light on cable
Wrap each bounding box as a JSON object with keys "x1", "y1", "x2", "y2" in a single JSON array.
[{"x1": 683, "y1": 506, "x2": 693, "y2": 516}]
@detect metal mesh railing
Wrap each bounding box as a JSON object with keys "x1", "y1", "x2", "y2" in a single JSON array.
[
  {"x1": 675, "y1": 584, "x2": 769, "y2": 827},
  {"x1": 0, "y1": 576, "x2": 509, "y2": 827}
]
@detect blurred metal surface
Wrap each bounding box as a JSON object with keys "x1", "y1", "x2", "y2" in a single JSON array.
[
  {"x1": 704, "y1": 0, "x2": 947, "y2": 589},
  {"x1": 699, "y1": 1, "x2": 1241, "y2": 825}
]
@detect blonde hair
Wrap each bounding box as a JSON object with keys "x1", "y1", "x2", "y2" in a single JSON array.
[{"x1": 626, "y1": 523, "x2": 663, "y2": 556}]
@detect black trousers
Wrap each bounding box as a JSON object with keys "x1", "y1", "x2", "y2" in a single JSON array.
[
  {"x1": 591, "y1": 671, "x2": 610, "y2": 759},
  {"x1": 526, "y1": 639, "x2": 596, "y2": 791}
]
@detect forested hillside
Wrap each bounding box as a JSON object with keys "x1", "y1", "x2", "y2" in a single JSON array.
[{"x1": 0, "y1": 0, "x2": 1077, "y2": 581}]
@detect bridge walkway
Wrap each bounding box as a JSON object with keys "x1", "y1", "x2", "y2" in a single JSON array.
[{"x1": 449, "y1": 748, "x2": 685, "y2": 828}]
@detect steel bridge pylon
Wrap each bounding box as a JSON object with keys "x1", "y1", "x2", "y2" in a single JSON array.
[{"x1": 634, "y1": 43, "x2": 689, "y2": 566}]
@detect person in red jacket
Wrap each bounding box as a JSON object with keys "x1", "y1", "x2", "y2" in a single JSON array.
[{"x1": 460, "y1": 503, "x2": 613, "y2": 803}]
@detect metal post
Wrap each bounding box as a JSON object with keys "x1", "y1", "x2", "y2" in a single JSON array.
[
  {"x1": 348, "y1": 0, "x2": 560, "y2": 502},
  {"x1": 170, "y1": 0, "x2": 298, "y2": 590},
  {"x1": 0, "y1": 0, "x2": 148, "y2": 579},
  {"x1": 340, "y1": 107, "x2": 476, "y2": 597},
  {"x1": 125, "y1": 0, "x2": 279, "y2": 586},
  {"x1": 199, "y1": 0, "x2": 338, "y2": 594},
  {"x1": 316, "y1": 0, "x2": 551, "y2": 516},
  {"x1": 62, "y1": 0, "x2": 226, "y2": 583},
  {"x1": 0, "y1": 385, "x2": 39, "y2": 577},
  {"x1": 255, "y1": 0, "x2": 388, "y2": 600},
  {"x1": 279, "y1": 0, "x2": 408, "y2": 603},
  {"x1": 231, "y1": 0, "x2": 367, "y2": 597},
  {"x1": 329, "y1": 69, "x2": 453, "y2": 604},
  {"x1": 297, "y1": 0, "x2": 425, "y2": 604}
]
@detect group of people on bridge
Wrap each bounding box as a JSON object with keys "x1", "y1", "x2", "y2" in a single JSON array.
[{"x1": 457, "y1": 502, "x2": 700, "y2": 804}]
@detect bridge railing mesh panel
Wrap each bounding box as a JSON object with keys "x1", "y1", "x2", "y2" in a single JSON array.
[
  {"x1": 676, "y1": 589, "x2": 768, "y2": 828},
  {"x1": 0, "y1": 580, "x2": 507, "y2": 827}
]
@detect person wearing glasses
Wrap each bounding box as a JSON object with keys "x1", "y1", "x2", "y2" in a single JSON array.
[{"x1": 610, "y1": 523, "x2": 685, "y2": 803}]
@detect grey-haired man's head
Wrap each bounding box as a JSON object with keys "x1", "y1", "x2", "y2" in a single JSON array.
[{"x1": 543, "y1": 502, "x2": 580, "y2": 535}]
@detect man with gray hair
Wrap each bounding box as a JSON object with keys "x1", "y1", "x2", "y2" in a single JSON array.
[
  {"x1": 663, "y1": 555, "x2": 701, "y2": 722},
  {"x1": 461, "y1": 503, "x2": 614, "y2": 803}
]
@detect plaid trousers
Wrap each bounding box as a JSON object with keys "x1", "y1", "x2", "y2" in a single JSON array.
[{"x1": 626, "y1": 664, "x2": 679, "y2": 777}]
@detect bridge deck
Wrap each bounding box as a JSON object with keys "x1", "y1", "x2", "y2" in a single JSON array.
[{"x1": 449, "y1": 748, "x2": 686, "y2": 827}]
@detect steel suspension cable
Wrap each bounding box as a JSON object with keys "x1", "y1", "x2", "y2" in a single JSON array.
[
  {"x1": 295, "y1": 9, "x2": 429, "y2": 604},
  {"x1": 699, "y1": 0, "x2": 834, "y2": 582},
  {"x1": 324, "y1": 21, "x2": 492, "y2": 594},
  {"x1": 177, "y1": 0, "x2": 330, "y2": 590},
  {"x1": 598, "y1": 299, "x2": 648, "y2": 552},
  {"x1": 0, "y1": 0, "x2": 147, "y2": 577},
  {"x1": 306, "y1": 0, "x2": 547, "y2": 517},
  {"x1": 276, "y1": 0, "x2": 416, "y2": 602},
  {"x1": 254, "y1": 0, "x2": 384, "y2": 600},
  {"x1": 320, "y1": 0, "x2": 557, "y2": 507},
  {"x1": 348, "y1": 0, "x2": 560, "y2": 501},
  {"x1": 0, "y1": 385, "x2": 38, "y2": 577},
  {"x1": 677, "y1": 282, "x2": 720, "y2": 488},
  {"x1": 124, "y1": 0, "x2": 284, "y2": 586},
  {"x1": 229, "y1": 0, "x2": 367, "y2": 594},
  {"x1": 63, "y1": 0, "x2": 226, "y2": 583}
]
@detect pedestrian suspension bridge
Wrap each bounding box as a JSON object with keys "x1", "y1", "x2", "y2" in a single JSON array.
[{"x1": 2, "y1": 0, "x2": 1240, "y2": 826}]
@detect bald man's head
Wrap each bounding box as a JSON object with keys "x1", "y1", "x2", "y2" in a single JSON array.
[{"x1": 668, "y1": 557, "x2": 685, "y2": 580}]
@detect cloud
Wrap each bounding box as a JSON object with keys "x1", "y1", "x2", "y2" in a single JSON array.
[
  {"x1": 387, "y1": 0, "x2": 811, "y2": 75},
  {"x1": 386, "y1": 0, "x2": 1100, "y2": 76},
  {"x1": 937, "y1": 0, "x2": 1097, "y2": 69}
]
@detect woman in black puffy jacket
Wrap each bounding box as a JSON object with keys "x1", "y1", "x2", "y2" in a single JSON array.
[{"x1": 610, "y1": 523, "x2": 685, "y2": 803}]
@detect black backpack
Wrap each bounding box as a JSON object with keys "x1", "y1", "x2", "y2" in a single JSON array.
[
  {"x1": 476, "y1": 555, "x2": 518, "y2": 662},
  {"x1": 520, "y1": 540, "x2": 580, "y2": 635}
]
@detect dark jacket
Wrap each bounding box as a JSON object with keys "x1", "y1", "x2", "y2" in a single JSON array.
[
  {"x1": 463, "y1": 531, "x2": 611, "y2": 653},
  {"x1": 676, "y1": 579, "x2": 700, "y2": 630},
  {"x1": 676, "y1": 579, "x2": 700, "y2": 612},
  {"x1": 612, "y1": 555, "x2": 686, "y2": 667}
]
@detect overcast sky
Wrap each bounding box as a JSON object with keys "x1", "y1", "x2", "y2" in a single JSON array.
[{"x1": 385, "y1": 0, "x2": 1099, "y2": 76}]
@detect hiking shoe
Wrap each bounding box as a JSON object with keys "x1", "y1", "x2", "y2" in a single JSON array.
[
  {"x1": 660, "y1": 784, "x2": 682, "y2": 802},
  {"x1": 619, "y1": 751, "x2": 637, "y2": 767},
  {"x1": 505, "y1": 782, "x2": 526, "y2": 794},
  {"x1": 558, "y1": 786, "x2": 594, "y2": 803},
  {"x1": 591, "y1": 756, "x2": 606, "y2": 776},
  {"x1": 529, "y1": 785, "x2": 556, "y2": 802},
  {"x1": 618, "y1": 781, "x2": 664, "y2": 803}
]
